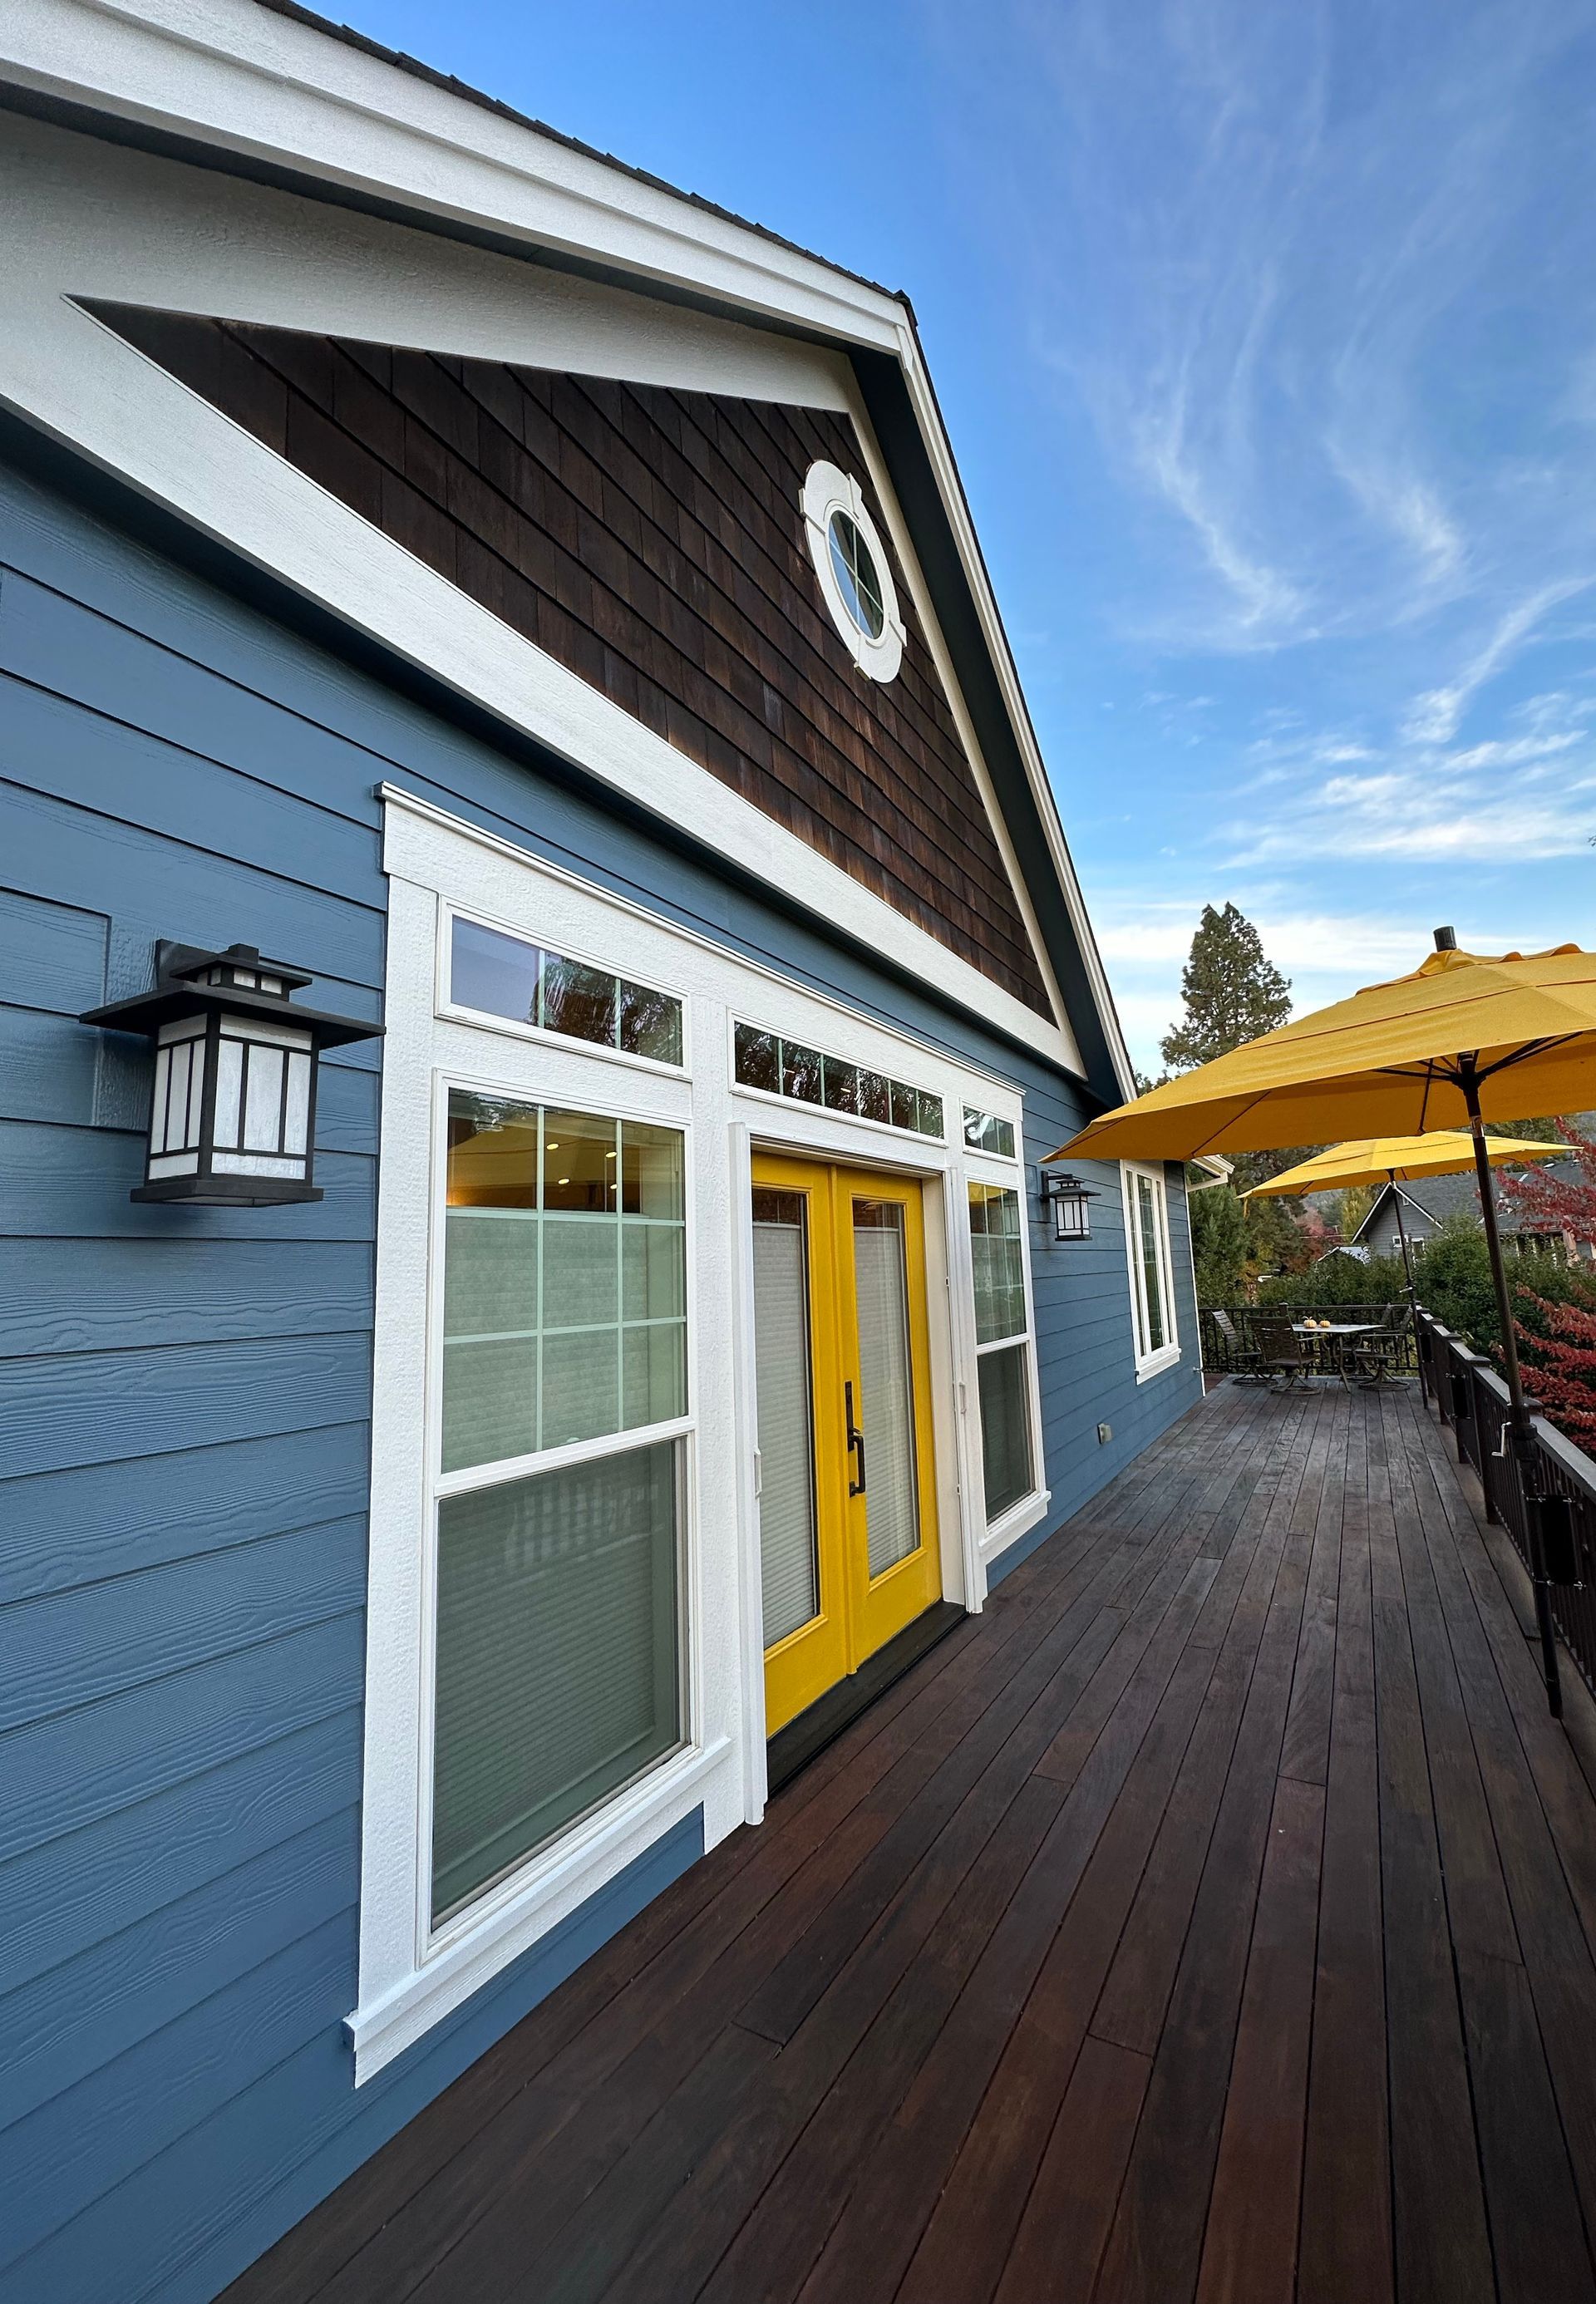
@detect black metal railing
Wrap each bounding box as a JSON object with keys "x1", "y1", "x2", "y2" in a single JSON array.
[
  {"x1": 1199, "y1": 1303, "x2": 1417, "y2": 1378},
  {"x1": 1415, "y1": 1310, "x2": 1596, "y2": 1701}
]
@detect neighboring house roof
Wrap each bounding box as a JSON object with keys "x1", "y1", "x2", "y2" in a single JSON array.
[
  {"x1": 0, "y1": 0, "x2": 1136, "y2": 1101},
  {"x1": 1350, "y1": 1158, "x2": 1588, "y2": 1246}
]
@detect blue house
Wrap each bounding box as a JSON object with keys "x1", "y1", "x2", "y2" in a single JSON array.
[{"x1": 0, "y1": 6, "x2": 1201, "y2": 2296}]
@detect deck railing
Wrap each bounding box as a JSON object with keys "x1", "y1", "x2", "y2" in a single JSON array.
[{"x1": 1413, "y1": 1310, "x2": 1596, "y2": 1701}]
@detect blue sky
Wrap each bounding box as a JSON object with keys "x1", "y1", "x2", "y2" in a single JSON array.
[{"x1": 333, "y1": 0, "x2": 1595, "y2": 1069}]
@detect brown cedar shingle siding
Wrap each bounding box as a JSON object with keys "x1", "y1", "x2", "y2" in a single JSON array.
[{"x1": 95, "y1": 305, "x2": 1050, "y2": 1012}]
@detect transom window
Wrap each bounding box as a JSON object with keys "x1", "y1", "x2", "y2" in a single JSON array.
[
  {"x1": 431, "y1": 1090, "x2": 687, "y2": 1922},
  {"x1": 733, "y1": 1022, "x2": 943, "y2": 1139},
  {"x1": 963, "y1": 1107, "x2": 1017, "y2": 1160},
  {"x1": 1123, "y1": 1161, "x2": 1180, "y2": 1377},
  {"x1": 968, "y1": 1183, "x2": 1037, "y2": 1524},
  {"x1": 451, "y1": 914, "x2": 682, "y2": 1067}
]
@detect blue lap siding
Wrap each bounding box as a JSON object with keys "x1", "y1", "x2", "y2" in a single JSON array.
[{"x1": 0, "y1": 450, "x2": 1199, "y2": 2302}]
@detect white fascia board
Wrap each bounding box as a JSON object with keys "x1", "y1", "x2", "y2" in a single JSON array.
[
  {"x1": 0, "y1": 278, "x2": 1070, "y2": 1066},
  {"x1": 0, "y1": 0, "x2": 906, "y2": 349},
  {"x1": 0, "y1": 111, "x2": 853, "y2": 410},
  {"x1": 891, "y1": 336, "x2": 1138, "y2": 1102}
]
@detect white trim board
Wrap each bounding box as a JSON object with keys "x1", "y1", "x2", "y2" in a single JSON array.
[{"x1": 0, "y1": 0, "x2": 1135, "y2": 1096}]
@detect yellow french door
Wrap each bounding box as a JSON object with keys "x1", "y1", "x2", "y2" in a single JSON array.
[{"x1": 752, "y1": 1153, "x2": 943, "y2": 1736}]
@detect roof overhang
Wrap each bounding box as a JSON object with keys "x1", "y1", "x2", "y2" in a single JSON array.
[{"x1": 0, "y1": 0, "x2": 1135, "y2": 1100}]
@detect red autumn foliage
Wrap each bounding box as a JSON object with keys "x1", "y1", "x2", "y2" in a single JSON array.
[
  {"x1": 1502, "y1": 1120, "x2": 1596, "y2": 1448},
  {"x1": 1512, "y1": 1297, "x2": 1596, "y2": 1450},
  {"x1": 1499, "y1": 1118, "x2": 1596, "y2": 1253}
]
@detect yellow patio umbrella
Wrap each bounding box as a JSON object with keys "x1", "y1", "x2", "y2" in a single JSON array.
[
  {"x1": 1242, "y1": 1130, "x2": 1569, "y2": 1296},
  {"x1": 1053, "y1": 929, "x2": 1596, "y2": 1719}
]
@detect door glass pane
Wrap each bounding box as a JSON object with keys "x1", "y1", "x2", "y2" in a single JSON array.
[
  {"x1": 978, "y1": 1342, "x2": 1032, "y2": 1521},
  {"x1": 752, "y1": 1189, "x2": 819, "y2": 1647},
  {"x1": 1138, "y1": 1174, "x2": 1166, "y2": 1351},
  {"x1": 443, "y1": 1094, "x2": 685, "y2": 1474},
  {"x1": 853, "y1": 1199, "x2": 920, "y2": 1577},
  {"x1": 431, "y1": 1440, "x2": 681, "y2": 1920}
]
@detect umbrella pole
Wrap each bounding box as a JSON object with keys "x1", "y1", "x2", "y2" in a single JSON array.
[
  {"x1": 1462, "y1": 1069, "x2": 1562, "y2": 1718},
  {"x1": 1390, "y1": 1169, "x2": 1416, "y2": 1302}
]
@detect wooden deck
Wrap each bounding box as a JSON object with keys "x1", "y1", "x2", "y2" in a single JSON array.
[{"x1": 228, "y1": 1381, "x2": 1596, "y2": 2304}]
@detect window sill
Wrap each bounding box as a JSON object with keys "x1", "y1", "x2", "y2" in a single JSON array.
[
  {"x1": 978, "y1": 1486, "x2": 1052, "y2": 1564},
  {"x1": 347, "y1": 1734, "x2": 732, "y2": 2083},
  {"x1": 1134, "y1": 1344, "x2": 1183, "y2": 1385}
]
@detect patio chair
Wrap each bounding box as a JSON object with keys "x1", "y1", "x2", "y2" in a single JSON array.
[
  {"x1": 1211, "y1": 1310, "x2": 1267, "y2": 1383},
  {"x1": 1345, "y1": 1303, "x2": 1411, "y2": 1388},
  {"x1": 1254, "y1": 1317, "x2": 1313, "y2": 1390}
]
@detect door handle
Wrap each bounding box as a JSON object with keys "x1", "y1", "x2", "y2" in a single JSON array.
[{"x1": 845, "y1": 1379, "x2": 867, "y2": 1497}]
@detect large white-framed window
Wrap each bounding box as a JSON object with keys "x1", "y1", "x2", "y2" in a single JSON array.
[
  {"x1": 1122, "y1": 1160, "x2": 1181, "y2": 1381},
  {"x1": 429, "y1": 1085, "x2": 692, "y2": 1927},
  {"x1": 967, "y1": 1179, "x2": 1042, "y2": 1539}
]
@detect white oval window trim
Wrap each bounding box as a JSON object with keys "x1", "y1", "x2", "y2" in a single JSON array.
[{"x1": 801, "y1": 460, "x2": 906, "y2": 682}]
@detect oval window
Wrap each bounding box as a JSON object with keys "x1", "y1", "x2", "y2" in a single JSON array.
[
  {"x1": 801, "y1": 460, "x2": 905, "y2": 681},
  {"x1": 826, "y1": 510, "x2": 886, "y2": 640}
]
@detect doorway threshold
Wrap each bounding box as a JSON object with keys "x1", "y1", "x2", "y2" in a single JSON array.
[{"x1": 766, "y1": 1599, "x2": 966, "y2": 1795}]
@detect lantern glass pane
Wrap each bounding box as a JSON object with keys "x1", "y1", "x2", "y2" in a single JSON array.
[
  {"x1": 283, "y1": 1051, "x2": 312, "y2": 1157},
  {"x1": 244, "y1": 1044, "x2": 286, "y2": 1151},
  {"x1": 213, "y1": 1035, "x2": 244, "y2": 1150}
]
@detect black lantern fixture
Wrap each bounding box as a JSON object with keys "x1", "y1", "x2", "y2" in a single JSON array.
[
  {"x1": 1038, "y1": 1166, "x2": 1097, "y2": 1242},
  {"x1": 81, "y1": 943, "x2": 382, "y2": 1205}
]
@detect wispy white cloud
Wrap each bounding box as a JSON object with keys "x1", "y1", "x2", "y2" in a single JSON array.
[{"x1": 1400, "y1": 578, "x2": 1594, "y2": 746}]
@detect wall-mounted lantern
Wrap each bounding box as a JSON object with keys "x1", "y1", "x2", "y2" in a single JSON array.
[
  {"x1": 81, "y1": 943, "x2": 382, "y2": 1205},
  {"x1": 1038, "y1": 1166, "x2": 1097, "y2": 1243}
]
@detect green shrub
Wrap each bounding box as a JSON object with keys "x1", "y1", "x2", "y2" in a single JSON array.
[
  {"x1": 1256, "y1": 1251, "x2": 1407, "y2": 1311},
  {"x1": 1414, "y1": 1214, "x2": 1499, "y2": 1345}
]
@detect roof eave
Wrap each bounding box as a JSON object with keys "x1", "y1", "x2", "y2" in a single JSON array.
[{"x1": 0, "y1": 0, "x2": 1134, "y2": 1095}]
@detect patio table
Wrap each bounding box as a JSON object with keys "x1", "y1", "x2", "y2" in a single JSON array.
[{"x1": 1291, "y1": 1321, "x2": 1379, "y2": 1378}]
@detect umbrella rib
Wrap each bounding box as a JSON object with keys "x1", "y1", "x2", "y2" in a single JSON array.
[{"x1": 1475, "y1": 1034, "x2": 1575, "y2": 1082}]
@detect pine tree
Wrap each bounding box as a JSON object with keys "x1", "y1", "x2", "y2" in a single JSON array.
[{"x1": 1160, "y1": 903, "x2": 1292, "y2": 1074}]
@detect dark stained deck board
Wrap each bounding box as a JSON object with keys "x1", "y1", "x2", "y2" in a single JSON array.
[{"x1": 221, "y1": 1381, "x2": 1596, "y2": 2304}]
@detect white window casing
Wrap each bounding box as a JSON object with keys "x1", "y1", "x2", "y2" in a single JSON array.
[
  {"x1": 1121, "y1": 1160, "x2": 1182, "y2": 1383},
  {"x1": 353, "y1": 786, "x2": 1050, "y2": 2077}
]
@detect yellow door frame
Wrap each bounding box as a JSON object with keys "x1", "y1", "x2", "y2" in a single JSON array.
[{"x1": 754, "y1": 1150, "x2": 942, "y2": 1736}]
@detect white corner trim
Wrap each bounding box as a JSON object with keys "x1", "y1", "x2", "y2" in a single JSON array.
[{"x1": 347, "y1": 1735, "x2": 732, "y2": 2080}]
